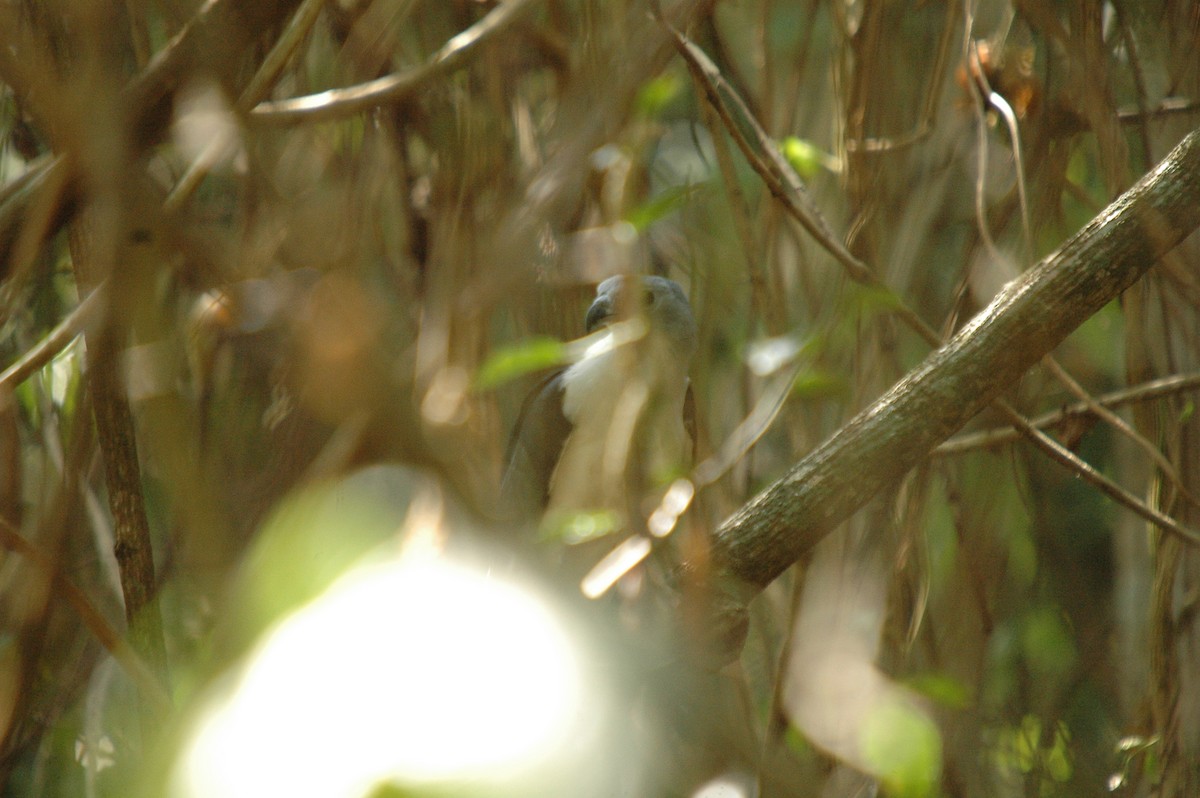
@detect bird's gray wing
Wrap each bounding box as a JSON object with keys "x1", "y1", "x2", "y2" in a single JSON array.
[
  {"x1": 684, "y1": 380, "x2": 697, "y2": 462},
  {"x1": 499, "y1": 369, "x2": 573, "y2": 519}
]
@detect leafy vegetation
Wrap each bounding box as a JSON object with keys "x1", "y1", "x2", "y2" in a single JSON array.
[{"x1": 2, "y1": 1, "x2": 1200, "y2": 796}]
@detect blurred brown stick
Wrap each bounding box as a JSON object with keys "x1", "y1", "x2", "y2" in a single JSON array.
[
  {"x1": 0, "y1": 518, "x2": 171, "y2": 715},
  {"x1": 0, "y1": 285, "x2": 105, "y2": 392},
  {"x1": 251, "y1": 0, "x2": 542, "y2": 125}
]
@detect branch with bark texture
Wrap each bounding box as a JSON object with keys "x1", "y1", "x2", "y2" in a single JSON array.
[{"x1": 710, "y1": 126, "x2": 1200, "y2": 602}]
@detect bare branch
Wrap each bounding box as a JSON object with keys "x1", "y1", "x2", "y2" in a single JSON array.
[
  {"x1": 0, "y1": 285, "x2": 104, "y2": 393},
  {"x1": 666, "y1": 21, "x2": 1195, "y2": 559},
  {"x1": 712, "y1": 126, "x2": 1200, "y2": 595},
  {"x1": 0, "y1": 517, "x2": 171, "y2": 714},
  {"x1": 250, "y1": 0, "x2": 542, "y2": 125},
  {"x1": 238, "y1": 0, "x2": 329, "y2": 109},
  {"x1": 934, "y1": 371, "x2": 1200, "y2": 455}
]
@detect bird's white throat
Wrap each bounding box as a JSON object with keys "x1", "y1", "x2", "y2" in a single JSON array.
[{"x1": 550, "y1": 331, "x2": 690, "y2": 514}]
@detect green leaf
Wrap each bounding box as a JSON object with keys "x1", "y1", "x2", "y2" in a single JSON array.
[
  {"x1": 1021, "y1": 607, "x2": 1078, "y2": 683},
  {"x1": 475, "y1": 337, "x2": 567, "y2": 390},
  {"x1": 540, "y1": 510, "x2": 622, "y2": 544},
  {"x1": 780, "y1": 136, "x2": 826, "y2": 180},
  {"x1": 790, "y1": 369, "x2": 848, "y2": 399},
  {"x1": 625, "y1": 184, "x2": 704, "y2": 232},
  {"x1": 861, "y1": 697, "x2": 942, "y2": 798},
  {"x1": 906, "y1": 673, "x2": 971, "y2": 710},
  {"x1": 636, "y1": 72, "x2": 683, "y2": 118}
]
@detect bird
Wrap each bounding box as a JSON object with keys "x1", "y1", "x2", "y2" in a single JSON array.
[{"x1": 500, "y1": 274, "x2": 698, "y2": 538}]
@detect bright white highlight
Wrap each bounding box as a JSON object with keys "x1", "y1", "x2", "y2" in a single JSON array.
[
  {"x1": 691, "y1": 772, "x2": 754, "y2": 798},
  {"x1": 174, "y1": 555, "x2": 582, "y2": 798},
  {"x1": 580, "y1": 535, "x2": 652, "y2": 599},
  {"x1": 648, "y1": 478, "x2": 695, "y2": 538}
]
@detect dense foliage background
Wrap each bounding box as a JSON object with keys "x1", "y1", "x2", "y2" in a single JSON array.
[{"x1": 2, "y1": 0, "x2": 1200, "y2": 795}]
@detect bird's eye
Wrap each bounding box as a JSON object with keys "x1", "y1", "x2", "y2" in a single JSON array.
[{"x1": 644, "y1": 289, "x2": 656, "y2": 306}]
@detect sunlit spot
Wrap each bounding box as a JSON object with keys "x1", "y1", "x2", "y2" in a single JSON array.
[
  {"x1": 173, "y1": 554, "x2": 584, "y2": 798},
  {"x1": 420, "y1": 365, "x2": 471, "y2": 425},
  {"x1": 691, "y1": 772, "x2": 754, "y2": 798},
  {"x1": 581, "y1": 535, "x2": 652, "y2": 599},
  {"x1": 746, "y1": 335, "x2": 802, "y2": 376},
  {"x1": 647, "y1": 478, "x2": 695, "y2": 538},
  {"x1": 172, "y1": 80, "x2": 245, "y2": 173}
]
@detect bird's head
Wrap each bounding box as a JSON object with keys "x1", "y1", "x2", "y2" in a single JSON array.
[{"x1": 584, "y1": 275, "x2": 698, "y2": 359}]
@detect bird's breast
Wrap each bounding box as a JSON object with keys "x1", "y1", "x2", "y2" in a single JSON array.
[{"x1": 548, "y1": 342, "x2": 690, "y2": 516}]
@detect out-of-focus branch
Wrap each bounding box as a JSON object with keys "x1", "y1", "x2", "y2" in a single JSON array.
[
  {"x1": 0, "y1": 0, "x2": 305, "y2": 267},
  {"x1": 250, "y1": 0, "x2": 542, "y2": 125},
  {"x1": 0, "y1": 517, "x2": 171, "y2": 714},
  {"x1": 166, "y1": 0, "x2": 329, "y2": 212},
  {"x1": 0, "y1": 284, "x2": 105, "y2": 392},
  {"x1": 124, "y1": 0, "x2": 305, "y2": 130},
  {"x1": 1117, "y1": 98, "x2": 1200, "y2": 122},
  {"x1": 238, "y1": 0, "x2": 328, "y2": 108},
  {"x1": 713, "y1": 126, "x2": 1200, "y2": 599},
  {"x1": 68, "y1": 220, "x2": 170, "y2": 724}
]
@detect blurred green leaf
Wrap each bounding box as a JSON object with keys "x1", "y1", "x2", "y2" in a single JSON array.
[
  {"x1": 1006, "y1": 524, "x2": 1038, "y2": 589},
  {"x1": 790, "y1": 368, "x2": 848, "y2": 399},
  {"x1": 624, "y1": 184, "x2": 705, "y2": 232},
  {"x1": 1067, "y1": 299, "x2": 1124, "y2": 380},
  {"x1": 906, "y1": 673, "x2": 971, "y2": 710},
  {"x1": 780, "y1": 136, "x2": 825, "y2": 180},
  {"x1": 853, "y1": 283, "x2": 907, "y2": 314},
  {"x1": 540, "y1": 509, "x2": 621, "y2": 545},
  {"x1": 995, "y1": 716, "x2": 1073, "y2": 784},
  {"x1": 1044, "y1": 722, "x2": 1073, "y2": 782},
  {"x1": 475, "y1": 337, "x2": 567, "y2": 391},
  {"x1": 636, "y1": 72, "x2": 683, "y2": 118},
  {"x1": 924, "y1": 479, "x2": 957, "y2": 597},
  {"x1": 861, "y1": 697, "x2": 942, "y2": 798},
  {"x1": 1021, "y1": 607, "x2": 1078, "y2": 683}
]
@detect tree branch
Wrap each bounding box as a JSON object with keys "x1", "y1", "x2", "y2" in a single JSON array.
[
  {"x1": 933, "y1": 371, "x2": 1200, "y2": 455},
  {"x1": 0, "y1": 284, "x2": 104, "y2": 392},
  {"x1": 711, "y1": 126, "x2": 1200, "y2": 595},
  {"x1": 0, "y1": 517, "x2": 170, "y2": 714},
  {"x1": 249, "y1": 0, "x2": 541, "y2": 125}
]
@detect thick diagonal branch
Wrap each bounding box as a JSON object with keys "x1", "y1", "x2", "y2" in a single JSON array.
[{"x1": 713, "y1": 127, "x2": 1200, "y2": 593}]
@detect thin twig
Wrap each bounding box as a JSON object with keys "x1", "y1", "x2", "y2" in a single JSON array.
[
  {"x1": 1111, "y1": 1, "x2": 1156, "y2": 168},
  {"x1": 0, "y1": 517, "x2": 172, "y2": 714},
  {"x1": 0, "y1": 284, "x2": 105, "y2": 392},
  {"x1": 842, "y1": 2, "x2": 960, "y2": 155},
  {"x1": 0, "y1": 155, "x2": 55, "y2": 211},
  {"x1": 123, "y1": 0, "x2": 234, "y2": 115},
  {"x1": 1117, "y1": 97, "x2": 1200, "y2": 123},
  {"x1": 696, "y1": 93, "x2": 780, "y2": 334},
  {"x1": 664, "y1": 18, "x2": 935, "y2": 342},
  {"x1": 1041, "y1": 355, "x2": 1200, "y2": 509},
  {"x1": 663, "y1": 19, "x2": 1200, "y2": 551},
  {"x1": 934, "y1": 371, "x2": 1200, "y2": 455},
  {"x1": 0, "y1": 156, "x2": 73, "y2": 329},
  {"x1": 250, "y1": 0, "x2": 542, "y2": 125},
  {"x1": 238, "y1": 0, "x2": 330, "y2": 108},
  {"x1": 991, "y1": 404, "x2": 1200, "y2": 546}
]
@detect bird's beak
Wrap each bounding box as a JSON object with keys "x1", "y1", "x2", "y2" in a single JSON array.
[{"x1": 584, "y1": 295, "x2": 614, "y2": 333}]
